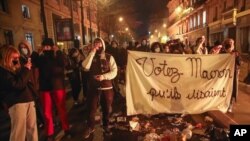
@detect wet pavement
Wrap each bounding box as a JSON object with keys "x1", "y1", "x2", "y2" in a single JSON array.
[
  {"x1": 0, "y1": 82, "x2": 249, "y2": 141},
  {"x1": 226, "y1": 82, "x2": 250, "y2": 124}
]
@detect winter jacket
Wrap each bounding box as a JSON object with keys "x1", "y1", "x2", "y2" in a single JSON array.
[{"x1": 0, "y1": 66, "x2": 34, "y2": 108}]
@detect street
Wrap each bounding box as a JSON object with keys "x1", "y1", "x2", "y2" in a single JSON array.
[{"x1": 0, "y1": 81, "x2": 249, "y2": 141}]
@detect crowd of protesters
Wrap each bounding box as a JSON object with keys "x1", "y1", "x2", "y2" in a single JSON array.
[{"x1": 0, "y1": 34, "x2": 248, "y2": 141}]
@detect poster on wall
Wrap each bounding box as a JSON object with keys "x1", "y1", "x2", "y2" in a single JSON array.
[{"x1": 55, "y1": 18, "x2": 74, "y2": 41}]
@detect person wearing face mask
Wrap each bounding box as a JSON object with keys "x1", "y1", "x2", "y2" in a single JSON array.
[
  {"x1": 36, "y1": 38, "x2": 71, "y2": 141},
  {"x1": 18, "y1": 41, "x2": 45, "y2": 129},
  {"x1": 151, "y1": 42, "x2": 162, "y2": 53},
  {"x1": 0, "y1": 45, "x2": 38, "y2": 141},
  {"x1": 81, "y1": 37, "x2": 117, "y2": 139}
]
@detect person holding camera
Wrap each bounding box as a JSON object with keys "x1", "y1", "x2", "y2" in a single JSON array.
[{"x1": 0, "y1": 45, "x2": 38, "y2": 141}]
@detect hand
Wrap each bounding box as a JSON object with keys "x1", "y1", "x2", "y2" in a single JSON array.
[
  {"x1": 94, "y1": 75, "x2": 104, "y2": 81},
  {"x1": 53, "y1": 45, "x2": 59, "y2": 52},
  {"x1": 24, "y1": 58, "x2": 32, "y2": 70}
]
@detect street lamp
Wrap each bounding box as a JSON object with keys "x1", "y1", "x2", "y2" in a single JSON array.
[
  {"x1": 125, "y1": 27, "x2": 129, "y2": 31},
  {"x1": 176, "y1": 6, "x2": 182, "y2": 14},
  {"x1": 163, "y1": 23, "x2": 167, "y2": 28},
  {"x1": 119, "y1": 17, "x2": 123, "y2": 22}
]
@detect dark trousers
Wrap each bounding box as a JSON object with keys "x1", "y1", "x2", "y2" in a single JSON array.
[
  {"x1": 81, "y1": 71, "x2": 89, "y2": 98},
  {"x1": 68, "y1": 69, "x2": 82, "y2": 101},
  {"x1": 86, "y1": 88, "x2": 114, "y2": 129}
]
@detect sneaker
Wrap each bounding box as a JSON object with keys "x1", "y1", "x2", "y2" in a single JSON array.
[
  {"x1": 103, "y1": 127, "x2": 112, "y2": 136},
  {"x1": 227, "y1": 104, "x2": 233, "y2": 113},
  {"x1": 228, "y1": 106, "x2": 233, "y2": 113},
  {"x1": 74, "y1": 101, "x2": 79, "y2": 106},
  {"x1": 46, "y1": 135, "x2": 54, "y2": 141},
  {"x1": 38, "y1": 123, "x2": 44, "y2": 128},
  {"x1": 64, "y1": 130, "x2": 73, "y2": 139},
  {"x1": 83, "y1": 128, "x2": 95, "y2": 139}
]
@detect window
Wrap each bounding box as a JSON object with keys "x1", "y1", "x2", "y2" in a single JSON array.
[
  {"x1": 189, "y1": 18, "x2": 193, "y2": 29},
  {"x1": 25, "y1": 33, "x2": 34, "y2": 50},
  {"x1": 22, "y1": 5, "x2": 30, "y2": 19},
  {"x1": 197, "y1": 13, "x2": 200, "y2": 26},
  {"x1": 63, "y1": 0, "x2": 70, "y2": 8},
  {"x1": 73, "y1": 1, "x2": 78, "y2": 12},
  {"x1": 240, "y1": 27, "x2": 250, "y2": 53},
  {"x1": 87, "y1": 7, "x2": 91, "y2": 20},
  {"x1": 0, "y1": 0, "x2": 8, "y2": 12},
  {"x1": 4, "y1": 30, "x2": 14, "y2": 45},
  {"x1": 202, "y1": 10, "x2": 206, "y2": 26},
  {"x1": 214, "y1": 7, "x2": 218, "y2": 21},
  {"x1": 224, "y1": 1, "x2": 227, "y2": 11},
  {"x1": 193, "y1": 16, "x2": 196, "y2": 28}
]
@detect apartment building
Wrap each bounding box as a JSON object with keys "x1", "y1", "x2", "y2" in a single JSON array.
[
  {"x1": 0, "y1": 0, "x2": 101, "y2": 51},
  {"x1": 166, "y1": 0, "x2": 250, "y2": 80}
]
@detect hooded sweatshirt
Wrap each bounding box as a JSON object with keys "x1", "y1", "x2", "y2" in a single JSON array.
[{"x1": 82, "y1": 37, "x2": 117, "y2": 90}]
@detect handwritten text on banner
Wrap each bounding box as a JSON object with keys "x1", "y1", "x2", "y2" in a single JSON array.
[{"x1": 126, "y1": 51, "x2": 235, "y2": 115}]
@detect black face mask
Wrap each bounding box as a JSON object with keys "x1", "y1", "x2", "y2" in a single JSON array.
[
  {"x1": 44, "y1": 50, "x2": 54, "y2": 57},
  {"x1": 96, "y1": 47, "x2": 103, "y2": 55},
  {"x1": 12, "y1": 60, "x2": 19, "y2": 66}
]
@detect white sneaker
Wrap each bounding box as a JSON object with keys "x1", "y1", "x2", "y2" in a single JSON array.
[{"x1": 228, "y1": 105, "x2": 233, "y2": 113}]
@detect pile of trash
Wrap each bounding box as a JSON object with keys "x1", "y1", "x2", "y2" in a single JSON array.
[{"x1": 108, "y1": 112, "x2": 230, "y2": 141}]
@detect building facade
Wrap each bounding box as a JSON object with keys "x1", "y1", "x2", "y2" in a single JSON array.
[
  {"x1": 0, "y1": 0, "x2": 104, "y2": 51},
  {"x1": 167, "y1": 0, "x2": 250, "y2": 80}
]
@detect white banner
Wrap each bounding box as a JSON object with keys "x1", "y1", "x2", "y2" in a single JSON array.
[{"x1": 126, "y1": 51, "x2": 235, "y2": 115}]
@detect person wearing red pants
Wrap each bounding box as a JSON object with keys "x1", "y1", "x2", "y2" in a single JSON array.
[
  {"x1": 36, "y1": 38, "x2": 71, "y2": 141},
  {"x1": 82, "y1": 37, "x2": 117, "y2": 139}
]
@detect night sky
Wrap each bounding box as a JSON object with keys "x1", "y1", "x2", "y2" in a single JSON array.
[{"x1": 114, "y1": 0, "x2": 168, "y2": 38}]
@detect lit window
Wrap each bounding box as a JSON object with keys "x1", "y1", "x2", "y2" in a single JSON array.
[
  {"x1": 25, "y1": 33, "x2": 34, "y2": 50},
  {"x1": 193, "y1": 16, "x2": 196, "y2": 28},
  {"x1": 22, "y1": 5, "x2": 30, "y2": 19},
  {"x1": 203, "y1": 10, "x2": 206, "y2": 25},
  {"x1": 189, "y1": 18, "x2": 193, "y2": 29},
  {"x1": 197, "y1": 14, "x2": 200, "y2": 26}
]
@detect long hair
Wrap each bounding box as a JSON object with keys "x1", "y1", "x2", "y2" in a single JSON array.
[{"x1": 0, "y1": 45, "x2": 20, "y2": 72}]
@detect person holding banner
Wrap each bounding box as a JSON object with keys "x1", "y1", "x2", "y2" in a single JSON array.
[
  {"x1": 195, "y1": 36, "x2": 208, "y2": 55},
  {"x1": 81, "y1": 37, "x2": 117, "y2": 139},
  {"x1": 221, "y1": 38, "x2": 241, "y2": 113}
]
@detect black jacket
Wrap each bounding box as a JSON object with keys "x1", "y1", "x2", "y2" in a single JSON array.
[
  {"x1": 37, "y1": 51, "x2": 65, "y2": 91},
  {"x1": 0, "y1": 66, "x2": 34, "y2": 108}
]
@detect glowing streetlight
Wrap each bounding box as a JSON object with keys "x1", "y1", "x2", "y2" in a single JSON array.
[
  {"x1": 163, "y1": 23, "x2": 167, "y2": 28},
  {"x1": 176, "y1": 6, "x2": 182, "y2": 14},
  {"x1": 125, "y1": 27, "x2": 129, "y2": 31},
  {"x1": 119, "y1": 17, "x2": 123, "y2": 22}
]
